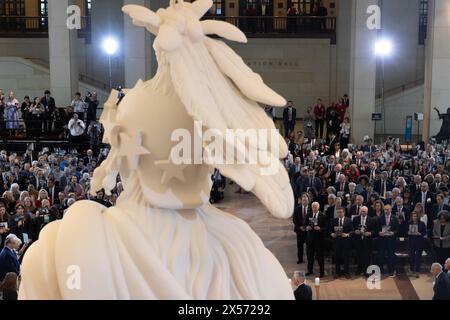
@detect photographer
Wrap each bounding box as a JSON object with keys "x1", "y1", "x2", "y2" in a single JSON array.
[
  {"x1": 68, "y1": 114, "x2": 86, "y2": 151},
  {"x1": 87, "y1": 120, "x2": 102, "y2": 157}
]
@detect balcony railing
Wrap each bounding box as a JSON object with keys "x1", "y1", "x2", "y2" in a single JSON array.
[
  {"x1": 205, "y1": 16, "x2": 336, "y2": 43},
  {"x1": 0, "y1": 16, "x2": 91, "y2": 41}
]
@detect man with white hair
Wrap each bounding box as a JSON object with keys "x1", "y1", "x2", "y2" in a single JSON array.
[
  {"x1": 431, "y1": 263, "x2": 450, "y2": 300},
  {"x1": 353, "y1": 206, "x2": 376, "y2": 277},
  {"x1": 292, "y1": 271, "x2": 312, "y2": 300},
  {"x1": 0, "y1": 234, "x2": 21, "y2": 281},
  {"x1": 306, "y1": 202, "x2": 327, "y2": 278},
  {"x1": 334, "y1": 174, "x2": 349, "y2": 193}
]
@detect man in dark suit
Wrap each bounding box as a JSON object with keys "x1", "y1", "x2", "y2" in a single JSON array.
[
  {"x1": 283, "y1": 101, "x2": 297, "y2": 138},
  {"x1": 328, "y1": 163, "x2": 343, "y2": 186},
  {"x1": 0, "y1": 234, "x2": 21, "y2": 281},
  {"x1": 293, "y1": 271, "x2": 313, "y2": 301},
  {"x1": 393, "y1": 196, "x2": 411, "y2": 237},
  {"x1": 353, "y1": 206, "x2": 376, "y2": 276},
  {"x1": 334, "y1": 174, "x2": 349, "y2": 194},
  {"x1": 306, "y1": 202, "x2": 327, "y2": 278},
  {"x1": 46, "y1": 178, "x2": 61, "y2": 205},
  {"x1": 409, "y1": 175, "x2": 423, "y2": 195},
  {"x1": 431, "y1": 263, "x2": 450, "y2": 300},
  {"x1": 377, "y1": 204, "x2": 399, "y2": 277},
  {"x1": 330, "y1": 207, "x2": 353, "y2": 278},
  {"x1": 325, "y1": 194, "x2": 337, "y2": 221},
  {"x1": 361, "y1": 138, "x2": 375, "y2": 154},
  {"x1": 430, "y1": 174, "x2": 444, "y2": 193},
  {"x1": 349, "y1": 195, "x2": 365, "y2": 218},
  {"x1": 413, "y1": 182, "x2": 436, "y2": 229},
  {"x1": 374, "y1": 172, "x2": 393, "y2": 198},
  {"x1": 295, "y1": 168, "x2": 310, "y2": 201},
  {"x1": 41, "y1": 90, "x2": 56, "y2": 132},
  {"x1": 293, "y1": 194, "x2": 311, "y2": 264},
  {"x1": 306, "y1": 169, "x2": 322, "y2": 193},
  {"x1": 432, "y1": 194, "x2": 450, "y2": 222}
]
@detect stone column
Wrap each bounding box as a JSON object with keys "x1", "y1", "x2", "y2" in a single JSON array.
[
  {"x1": 335, "y1": 0, "x2": 352, "y2": 99},
  {"x1": 423, "y1": 0, "x2": 450, "y2": 141},
  {"x1": 123, "y1": 0, "x2": 169, "y2": 87},
  {"x1": 348, "y1": 0, "x2": 378, "y2": 144},
  {"x1": 48, "y1": 0, "x2": 79, "y2": 105}
]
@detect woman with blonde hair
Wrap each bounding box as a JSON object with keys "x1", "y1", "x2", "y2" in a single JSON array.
[
  {"x1": 35, "y1": 189, "x2": 50, "y2": 208},
  {"x1": 396, "y1": 177, "x2": 407, "y2": 193},
  {"x1": 413, "y1": 202, "x2": 428, "y2": 228},
  {"x1": 22, "y1": 196, "x2": 36, "y2": 215}
]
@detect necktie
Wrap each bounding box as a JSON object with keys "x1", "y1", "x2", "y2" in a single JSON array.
[
  {"x1": 303, "y1": 206, "x2": 307, "y2": 220},
  {"x1": 356, "y1": 206, "x2": 360, "y2": 216},
  {"x1": 386, "y1": 215, "x2": 390, "y2": 226},
  {"x1": 362, "y1": 217, "x2": 366, "y2": 226},
  {"x1": 339, "y1": 218, "x2": 343, "y2": 227}
]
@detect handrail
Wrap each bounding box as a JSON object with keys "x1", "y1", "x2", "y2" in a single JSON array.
[{"x1": 375, "y1": 78, "x2": 424, "y2": 101}]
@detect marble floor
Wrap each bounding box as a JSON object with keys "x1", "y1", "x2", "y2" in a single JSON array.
[{"x1": 214, "y1": 187, "x2": 435, "y2": 300}]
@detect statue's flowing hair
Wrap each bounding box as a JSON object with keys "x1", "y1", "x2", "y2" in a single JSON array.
[{"x1": 97, "y1": 0, "x2": 295, "y2": 219}]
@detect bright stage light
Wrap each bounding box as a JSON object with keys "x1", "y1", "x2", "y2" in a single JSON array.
[
  {"x1": 102, "y1": 37, "x2": 119, "y2": 56},
  {"x1": 374, "y1": 39, "x2": 393, "y2": 57}
]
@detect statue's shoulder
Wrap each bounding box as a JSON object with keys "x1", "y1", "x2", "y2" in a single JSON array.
[{"x1": 20, "y1": 200, "x2": 120, "y2": 300}]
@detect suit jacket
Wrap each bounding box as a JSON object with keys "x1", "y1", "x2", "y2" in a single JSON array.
[
  {"x1": 0, "y1": 247, "x2": 20, "y2": 281},
  {"x1": 46, "y1": 185, "x2": 61, "y2": 205},
  {"x1": 334, "y1": 182, "x2": 349, "y2": 194},
  {"x1": 305, "y1": 211, "x2": 327, "y2": 244},
  {"x1": 353, "y1": 215, "x2": 377, "y2": 239},
  {"x1": 392, "y1": 205, "x2": 411, "y2": 222},
  {"x1": 329, "y1": 217, "x2": 353, "y2": 246},
  {"x1": 293, "y1": 205, "x2": 312, "y2": 233},
  {"x1": 349, "y1": 204, "x2": 364, "y2": 218},
  {"x1": 377, "y1": 214, "x2": 400, "y2": 237},
  {"x1": 283, "y1": 107, "x2": 297, "y2": 124},
  {"x1": 294, "y1": 283, "x2": 313, "y2": 301},
  {"x1": 409, "y1": 184, "x2": 422, "y2": 195},
  {"x1": 431, "y1": 204, "x2": 450, "y2": 221},
  {"x1": 41, "y1": 96, "x2": 56, "y2": 113},
  {"x1": 433, "y1": 272, "x2": 450, "y2": 301},
  {"x1": 374, "y1": 180, "x2": 393, "y2": 196},
  {"x1": 433, "y1": 221, "x2": 450, "y2": 248},
  {"x1": 329, "y1": 171, "x2": 343, "y2": 185}
]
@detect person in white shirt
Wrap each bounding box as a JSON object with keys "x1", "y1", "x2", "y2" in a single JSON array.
[
  {"x1": 71, "y1": 92, "x2": 86, "y2": 120},
  {"x1": 68, "y1": 114, "x2": 86, "y2": 150}
]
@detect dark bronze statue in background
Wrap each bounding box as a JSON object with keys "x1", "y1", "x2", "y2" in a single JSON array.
[{"x1": 433, "y1": 107, "x2": 450, "y2": 143}]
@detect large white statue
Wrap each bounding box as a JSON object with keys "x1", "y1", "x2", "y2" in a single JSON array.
[{"x1": 19, "y1": 0, "x2": 294, "y2": 300}]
